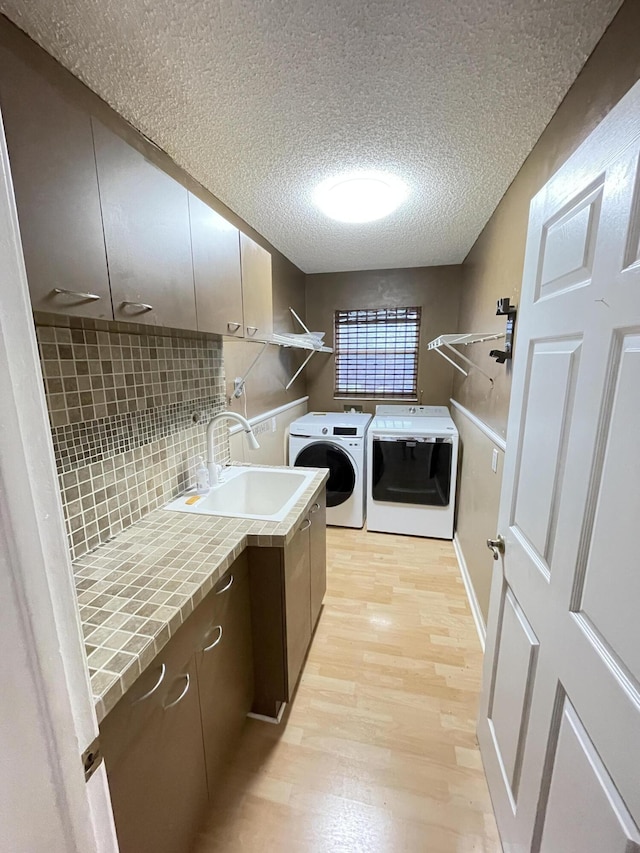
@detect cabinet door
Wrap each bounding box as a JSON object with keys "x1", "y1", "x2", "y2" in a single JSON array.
[
  {"x1": 101, "y1": 652, "x2": 208, "y2": 853},
  {"x1": 0, "y1": 48, "x2": 112, "y2": 318},
  {"x1": 248, "y1": 547, "x2": 287, "y2": 718},
  {"x1": 195, "y1": 557, "x2": 253, "y2": 797},
  {"x1": 188, "y1": 193, "x2": 244, "y2": 337},
  {"x1": 240, "y1": 233, "x2": 272, "y2": 340},
  {"x1": 284, "y1": 518, "x2": 312, "y2": 698},
  {"x1": 92, "y1": 119, "x2": 196, "y2": 329},
  {"x1": 309, "y1": 490, "x2": 327, "y2": 629}
]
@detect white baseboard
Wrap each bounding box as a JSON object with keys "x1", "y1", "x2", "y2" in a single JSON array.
[{"x1": 453, "y1": 533, "x2": 486, "y2": 652}]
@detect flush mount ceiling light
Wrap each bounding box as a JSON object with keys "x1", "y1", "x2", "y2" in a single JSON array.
[{"x1": 313, "y1": 171, "x2": 408, "y2": 223}]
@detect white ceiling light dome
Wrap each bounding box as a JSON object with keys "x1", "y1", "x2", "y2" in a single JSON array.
[{"x1": 313, "y1": 171, "x2": 409, "y2": 223}]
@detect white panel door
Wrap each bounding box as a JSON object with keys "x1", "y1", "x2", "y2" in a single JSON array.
[{"x1": 479, "y1": 79, "x2": 640, "y2": 853}]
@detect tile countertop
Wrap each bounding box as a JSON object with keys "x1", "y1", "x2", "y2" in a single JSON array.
[{"x1": 73, "y1": 467, "x2": 329, "y2": 723}]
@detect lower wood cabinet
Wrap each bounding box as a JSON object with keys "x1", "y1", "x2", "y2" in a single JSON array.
[
  {"x1": 250, "y1": 488, "x2": 327, "y2": 717},
  {"x1": 99, "y1": 496, "x2": 326, "y2": 851},
  {"x1": 99, "y1": 633, "x2": 208, "y2": 853},
  {"x1": 309, "y1": 491, "x2": 327, "y2": 629},
  {"x1": 284, "y1": 515, "x2": 313, "y2": 695},
  {"x1": 195, "y1": 555, "x2": 254, "y2": 790},
  {"x1": 100, "y1": 553, "x2": 253, "y2": 853}
]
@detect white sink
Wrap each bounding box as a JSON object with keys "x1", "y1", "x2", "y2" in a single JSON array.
[{"x1": 164, "y1": 466, "x2": 316, "y2": 522}]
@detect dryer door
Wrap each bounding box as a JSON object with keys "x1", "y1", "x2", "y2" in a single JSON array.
[{"x1": 294, "y1": 442, "x2": 356, "y2": 507}]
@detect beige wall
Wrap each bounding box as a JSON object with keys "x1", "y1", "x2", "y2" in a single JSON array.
[
  {"x1": 454, "y1": 0, "x2": 640, "y2": 623},
  {"x1": 305, "y1": 266, "x2": 462, "y2": 414},
  {"x1": 225, "y1": 251, "x2": 307, "y2": 419}
]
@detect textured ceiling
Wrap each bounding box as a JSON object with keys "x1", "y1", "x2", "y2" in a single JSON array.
[{"x1": 0, "y1": 0, "x2": 622, "y2": 273}]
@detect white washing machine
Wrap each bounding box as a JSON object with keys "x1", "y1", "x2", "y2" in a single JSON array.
[
  {"x1": 289, "y1": 412, "x2": 372, "y2": 528},
  {"x1": 367, "y1": 405, "x2": 459, "y2": 539}
]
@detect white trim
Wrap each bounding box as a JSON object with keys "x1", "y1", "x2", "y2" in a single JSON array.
[
  {"x1": 228, "y1": 396, "x2": 309, "y2": 434},
  {"x1": 453, "y1": 533, "x2": 486, "y2": 652},
  {"x1": 450, "y1": 398, "x2": 507, "y2": 452}
]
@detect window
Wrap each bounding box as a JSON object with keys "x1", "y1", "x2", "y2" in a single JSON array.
[{"x1": 334, "y1": 307, "x2": 421, "y2": 399}]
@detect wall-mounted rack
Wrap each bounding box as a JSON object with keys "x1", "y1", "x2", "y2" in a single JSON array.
[
  {"x1": 232, "y1": 307, "x2": 332, "y2": 396},
  {"x1": 427, "y1": 332, "x2": 506, "y2": 383}
]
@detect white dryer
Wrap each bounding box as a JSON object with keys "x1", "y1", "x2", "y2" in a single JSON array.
[
  {"x1": 366, "y1": 405, "x2": 459, "y2": 539},
  {"x1": 289, "y1": 412, "x2": 372, "y2": 528}
]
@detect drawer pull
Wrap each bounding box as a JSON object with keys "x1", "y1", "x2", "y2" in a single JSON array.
[
  {"x1": 122, "y1": 300, "x2": 153, "y2": 312},
  {"x1": 53, "y1": 287, "x2": 101, "y2": 301},
  {"x1": 299, "y1": 518, "x2": 312, "y2": 532},
  {"x1": 246, "y1": 326, "x2": 258, "y2": 335},
  {"x1": 163, "y1": 673, "x2": 190, "y2": 710},
  {"x1": 310, "y1": 502, "x2": 320, "y2": 514},
  {"x1": 131, "y1": 663, "x2": 166, "y2": 705},
  {"x1": 202, "y1": 625, "x2": 223, "y2": 652},
  {"x1": 227, "y1": 322, "x2": 241, "y2": 332},
  {"x1": 216, "y1": 574, "x2": 234, "y2": 595}
]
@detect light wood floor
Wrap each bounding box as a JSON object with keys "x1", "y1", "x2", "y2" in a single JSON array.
[{"x1": 192, "y1": 528, "x2": 501, "y2": 853}]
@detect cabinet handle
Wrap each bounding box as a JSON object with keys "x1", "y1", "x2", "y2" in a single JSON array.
[
  {"x1": 310, "y1": 502, "x2": 320, "y2": 514},
  {"x1": 299, "y1": 518, "x2": 312, "y2": 532},
  {"x1": 202, "y1": 625, "x2": 223, "y2": 652},
  {"x1": 216, "y1": 573, "x2": 234, "y2": 595},
  {"x1": 163, "y1": 673, "x2": 190, "y2": 710},
  {"x1": 227, "y1": 322, "x2": 241, "y2": 332},
  {"x1": 131, "y1": 663, "x2": 166, "y2": 705},
  {"x1": 121, "y1": 300, "x2": 153, "y2": 312},
  {"x1": 246, "y1": 326, "x2": 258, "y2": 335},
  {"x1": 53, "y1": 287, "x2": 101, "y2": 301}
]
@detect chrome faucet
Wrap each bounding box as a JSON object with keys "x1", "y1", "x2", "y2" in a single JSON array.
[{"x1": 206, "y1": 411, "x2": 260, "y2": 486}]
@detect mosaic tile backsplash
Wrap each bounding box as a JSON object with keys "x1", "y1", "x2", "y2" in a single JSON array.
[{"x1": 35, "y1": 316, "x2": 229, "y2": 560}]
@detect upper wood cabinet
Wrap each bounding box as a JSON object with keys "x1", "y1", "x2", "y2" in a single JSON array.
[
  {"x1": 240, "y1": 233, "x2": 273, "y2": 340},
  {"x1": 92, "y1": 119, "x2": 197, "y2": 330},
  {"x1": 0, "y1": 48, "x2": 112, "y2": 319},
  {"x1": 188, "y1": 192, "x2": 244, "y2": 337}
]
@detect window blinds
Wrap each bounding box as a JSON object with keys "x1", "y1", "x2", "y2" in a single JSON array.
[{"x1": 334, "y1": 307, "x2": 421, "y2": 399}]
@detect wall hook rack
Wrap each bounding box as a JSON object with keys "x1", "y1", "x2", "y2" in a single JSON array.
[
  {"x1": 232, "y1": 307, "x2": 332, "y2": 397},
  {"x1": 427, "y1": 332, "x2": 505, "y2": 382},
  {"x1": 489, "y1": 298, "x2": 517, "y2": 363}
]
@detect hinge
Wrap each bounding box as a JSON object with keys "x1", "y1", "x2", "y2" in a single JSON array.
[{"x1": 81, "y1": 737, "x2": 103, "y2": 783}]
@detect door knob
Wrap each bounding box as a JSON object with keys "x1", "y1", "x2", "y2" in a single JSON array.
[{"x1": 486, "y1": 535, "x2": 505, "y2": 560}]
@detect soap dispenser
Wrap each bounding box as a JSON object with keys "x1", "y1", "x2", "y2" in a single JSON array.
[{"x1": 195, "y1": 456, "x2": 210, "y2": 494}]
